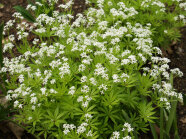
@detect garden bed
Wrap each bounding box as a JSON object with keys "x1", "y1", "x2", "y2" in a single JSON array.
[{"x1": 0, "y1": 0, "x2": 186, "y2": 138}]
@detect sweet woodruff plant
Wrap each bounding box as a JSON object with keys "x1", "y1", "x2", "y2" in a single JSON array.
[{"x1": 0, "y1": 0, "x2": 185, "y2": 138}]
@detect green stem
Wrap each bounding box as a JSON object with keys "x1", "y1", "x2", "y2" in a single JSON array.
[
  {"x1": 160, "y1": 107, "x2": 164, "y2": 139},
  {"x1": 173, "y1": 113, "x2": 180, "y2": 139}
]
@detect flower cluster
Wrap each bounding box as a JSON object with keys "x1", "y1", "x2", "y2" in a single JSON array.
[
  {"x1": 110, "y1": 123, "x2": 134, "y2": 139},
  {"x1": 1, "y1": 0, "x2": 185, "y2": 138}
]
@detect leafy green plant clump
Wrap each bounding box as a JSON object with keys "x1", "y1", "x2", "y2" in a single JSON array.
[{"x1": 0, "y1": 0, "x2": 185, "y2": 138}]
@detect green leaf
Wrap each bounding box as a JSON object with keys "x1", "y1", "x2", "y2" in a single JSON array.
[
  {"x1": 174, "y1": 130, "x2": 180, "y2": 139},
  {"x1": 150, "y1": 123, "x2": 158, "y2": 139},
  {"x1": 138, "y1": 101, "x2": 157, "y2": 123},
  {"x1": 166, "y1": 100, "x2": 177, "y2": 135},
  {"x1": 54, "y1": 106, "x2": 59, "y2": 118},
  {"x1": 14, "y1": 6, "x2": 35, "y2": 22},
  {"x1": 163, "y1": 130, "x2": 170, "y2": 139},
  {"x1": 122, "y1": 110, "x2": 131, "y2": 123},
  {"x1": 56, "y1": 113, "x2": 64, "y2": 119},
  {"x1": 120, "y1": 89, "x2": 139, "y2": 109}
]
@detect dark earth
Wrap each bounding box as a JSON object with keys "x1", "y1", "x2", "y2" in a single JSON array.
[{"x1": 0, "y1": 0, "x2": 186, "y2": 138}]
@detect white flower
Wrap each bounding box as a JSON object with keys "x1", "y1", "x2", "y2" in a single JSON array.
[
  {"x1": 49, "y1": 59, "x2": 62, "y2": 69},
  {"x1": 85, "y1": 0, "x2": 90, "y2": 4},
  {"x1": 122, "y1": 122, "x2": 134, "y2": 132},
  {"x1": 77, "y1": 122, "x2": 88, "y2": 134},
  {"x1": 26, "y1": 4, "x2": 36, "y2": 10},
  {"x1": 50, "y1": 79, "x2": 56, "y2": 84},
  {"x1": 14, "y1": 100, "x2": 19, "y2": 107},
  {"x1": 8, "y1": 35, "x2": 15, "y2": 41},
  {"x1": 108, "y1": 1, "x2": 113, "y2": 6},
  {"x1": 33, "y1": 38, "x2": 39, "y2": 45},
  {"x1": 78, "y1": 64, "x2": 86, "y2": 72},
  {"x1": 28, "y1": 117, "x2": 32, "y2": 120},
  {"x1": 5, "y1": 94, "x2": 11, "y2": 101},
  {"x1": 128, "y1": 55, "x2": 137, "y2": 64},
  {"x1": 18, "y1": 104, "x2": 23, "y2": 108},
  {"x1": 50, "y1": 89, "x2": 57, "y2": 94},
  {"x1": 3, "y1": 43, "x2": 14, "y2": 53},
  {"x1": 85, "y1": 113, "x2": 92, "y2": 122},
  {"x1": 123, "y1": 136, "x2": 132, "y2": 139},
  {"x1": 35, "y1": 27, "x2": 46, "y2": 33},
  {"x1": 35, "y1": 2, "x2": 43, "y2": 6},
  {"x1": 178, "y1": 93, "x2": 183, "y2": 102},
  {"x1": 86, "y1": 130, "x2": 93, "y2": 137},
  {"x1": 164, "y1": 30, "x2": 168, "y2": 34},
  {"x1": 179, "y1": 14, "x2": 185, "y2": 19},
  {"x1": 81, "y1": 85, "x2": 89, "y2": 93},
  {"x1": 121, "y1": 59, "x2": 130, "y2": 65},
  {"x1": 170, "y1": 68, "x2": 183, "y2": 77},
  {"x1": 63, "y1": 123, "x2": 76, "y2": 135},
  {"x1": 19, "y1": 74, "x2": 24, "y2": 83},
  {"x1": 152, "y1": 84, "x2": 160, "y2": 90},
  {"x1": 94, "y1": 63, "x2": 109, "y2": 80},
  {"x1": 77, "y1": 96, "x2": 83, "y2": 102},
  {"x1": 98, "y1": 21, "x2": 108, "y2": 30},
  {"x1": 121, "y1": 50, "x2": 131, "y2": 57},
  {"x1": 89, "y1": 78, "x2": 97, "y2": 85},
  {"x1": 112, "y1": 131, "x2": 120, "y2": 139},
  {"x1": 82, "y1": 101, "x2": 89, "y2": 107},
  {"x1": 81, "y1": 76, "x2": 87, "y2": 83},
  {"x1": 68, "y1": 86, "x2": 76, "y2": 95},
  {"x1": 63, "y1": 129, "x2": 70, "y2": 135},
  {"x1": 32, "y1": 105, "x2": 35, "y2": 110},
  {"x1": 12, "y1": 12, "x2": 23, "y2": 19},
  {"x1": 112, "y1": 74, "x2": 120, "y2": 83},
  {"x1": 41, "y1": 88, "x2": 47, "y2": 95},
  {"x1": 59, "y1": 63, "x2": 70, "y2": 78},
  {"x1": 98, "y1": 84, "x2": 108, "y2": 91},
  {"x1": 31, "y1": 97, "x2": 37, "y2": 104},
  {"x1": 179, "y1": 2, "x2": 186, "y2": 10},
  {"x1": 58, "y1": 0, "x2": 74, "y2": 9},
  {"x1": 111, "y1": 38, "x2": 120, "y2": 45}
]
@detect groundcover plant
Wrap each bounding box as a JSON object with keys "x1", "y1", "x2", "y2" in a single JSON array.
[{"x1": 0, "y1": 0, "x2": 186, "y2": 138}]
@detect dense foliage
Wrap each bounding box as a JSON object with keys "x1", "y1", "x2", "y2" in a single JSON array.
[{"x1": 0, "y1": 0, "x2": 185, "y2": 138}]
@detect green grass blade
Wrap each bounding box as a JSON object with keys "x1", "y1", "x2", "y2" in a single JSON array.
[
  {"x1": 149, "y1": 123, "x2": 158, "y2": 139},
  {"x1": 160, "y1": 107, "x2": 164, "y2": 139},
  {"x1": 14, "y1": 6, "x2": 35, "y2": 22},
  {"x1": 0, "y1": 22, "x2": 4, "y2": 68},
  {"x1": 122, "y1": 110, "x2": 131, "y2": 122},
  {"x1": 173, "y1": 112, "x2": 180, "y2": 139},
  {"x1": 166, "y1": 73, "x2": 178, "y2": 135},
  {"x1": 166, "y1": 100, "x2": 177, "y2": 134},
  {"x1": 174, "y1": 130, "x2": 180, "y2": 139},
  {"x1": 163, "y1": 130, "x2": 170, "y2": 139}
]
